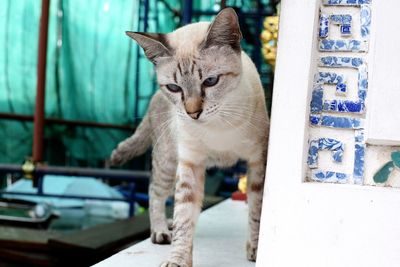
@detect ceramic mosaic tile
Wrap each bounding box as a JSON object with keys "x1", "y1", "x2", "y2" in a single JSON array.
[
  {"x1": 353, "y1": 130, "x2": 365, "y2": 184},
  {"x1": 374, "y1": 162, "x2": 395, "y2": 184},
  {"x1": 360, "y1": 5, "x2": 371, "y2": 38},
  {"x1": 311, "y1": 57, "x2": 368, "y2": 115},
  {"x1": 310, "y1": 115, "x2": 363, "y2": 129},
  {"x1": 310, "y1": 170, "x2": 350, "y2": 183},
  {"x1": 317, "y1": 72, "x2": 347, "y2": 95},
  {"x1": 319, "y1": 56, "x2": 363, "y2": 68},
  {"x1": 311, "y1": 85, "x2": 324, "y2": 113},
  {"x1": 319, "y1": 14, "x2": 330, "y2": 38},
  {"x1": 308, "y1": 138, "x2": 344, "y2": 168},
  {"x1": 317, "y1": 72, "x2": 345, "y2": 84},
  {"x1": 308, "y1": 140, "x2": 320, "y2": 168},
  {"x1": 373, "y1": 151, "x2": 400, "y2": 184},
  {"x1": 392, "y1": 151, "x2": 400, "y2": 168},
  {"x1": 318, "y1": 3, "x2": 371, "y2": 52},
  {"x1": 357, "y1": 64, "x2": 368, "y2": 101},
  {"x1": 323, "y1": 99, "x2": 364, "y2": 113},
  {"x1": 330, "y1": 14, "x2": 352, "y2": 25},
  {"x1": 340, "y1": 24, "x2": 352, "y2": 36},
  {"x1": 336, "y1": 82, "x2": 347, "y2": 95},
  {"x1": 323, "y1": 0, "x2": 371, "y2": 6},
  {"x1": 319, "y1": 39, "x2": 367, "y2": 52},
  {"x1": 320, "y1": 138, "x2": 344, "y2": 163},
  {"x1": 307, "y1": 0, "x2": 371, "y2": 186}
]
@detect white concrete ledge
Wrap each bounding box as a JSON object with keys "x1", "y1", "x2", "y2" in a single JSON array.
[{"x1": 93, "y1": 199, "x2": 255, "y2": 267}]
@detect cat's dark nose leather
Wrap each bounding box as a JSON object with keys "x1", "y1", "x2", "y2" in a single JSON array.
[
  {"x1": 184, "y1": 97, "x2": 203, "y2": 120},
  {"x1": 187, "y1": 109, "x2": 203, "y2": 120}
]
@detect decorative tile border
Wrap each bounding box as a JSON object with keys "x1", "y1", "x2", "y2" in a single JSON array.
[
  {"x1": 310, "y1": 170, "x2": 350, "y2": 183},
  {"x1": 307, "y1": 0, "x2": 371, "y2": 185},
  {"x1": 308, "y1": 138, "x2": 344, "y2": 168},
  {"x1": 310, "y1": 56, "x2": 368, "y2": 115},
  {"x1": 330, "y1": 14, "x2": 352, "y2": 25},
  {"x1": 353, "y1": 130, "x2": 365, "y2": 184},
  {"x1": 360, "y1": 5, "x2": 371, "y2": 38},
  {"x1": 318, "y1": 2, "x2": 371, "y2": 52},
  {"x1": 307, "y1": 132, "x2": 365, "y2": 184},
  {"x1": 310, "y1": 115, "x2": 363, "y2": 129},
  {"x1": 317, "y1": 72, "x2": 347, "y2": 95},
  {"x1": 319, "y1": 14, "x2": 329, "y2": 38},
  {"x1": 319, "y1": 39, "x2": 366, "y2": 52},
  {"x1": 323, "y1": 0, "x2": 371, "y2": 6}
]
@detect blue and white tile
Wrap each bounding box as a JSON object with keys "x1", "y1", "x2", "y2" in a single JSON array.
[
  {"x1": 360, "y1": 5, "x2": 372, "y2": 38},
  {"x1": 323, "y1": 100, "x2": 365, "y2": 113},
  {"x1": 330, "y1": 14, "x2": 352, "y2": 25},
  {"x1": 307, "y1": 138, "x2": 344, "y2": 168},
  {"x1": 317, "y1": 72, "x2": 345, "y2": 84},
  {"x1": 319, "y1": 138, "x2": 344, "y2": 163},
  {"x1": 308, "y1": 140, "x2": 320, "y2": 168},
  {"x1": 319, "y1": 39, "x2": 367, "y2": 52},
  {"x1": 353, "y1": 130, "x2": 365, "y2": 184},
  {"x1": 316, "y1": 56, "x2": 368, "y2": 114},
  {"x1": 316, "y1": 72, "x2": 347, "y2": 96},
  {"x1": 340, "y1": 24, "x2": 352, "y2": 36},
  {"x1": 310, "y1": 170, "x2": 350, "y2": 184},
  {"x1": 310, "y1": 84, "x2": 324, "y2": 113},
  {"x1": 319, "y1": 13, "x2": 329, "y2": 38},
  {"x1": 357, "y1": 64, "x2": 368, "y2": 101},
  {"x1": 319, "y1": 56, "x2": 364, "y2": 69},
  {"x1": 310, "y1": 115, "x2": 363, "y2": 129},
  {"x1": 323, "y1": 0, "x2": 371, "y2": 6},
  {"x1": 336, "y1": 82, "x2": 347, "y2": 95}
]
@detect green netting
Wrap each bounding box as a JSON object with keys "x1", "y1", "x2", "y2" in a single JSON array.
[
  {"x1": 0, "y1": 0, "x2": 177, "y2": 165},
  {"x1": 0, "y1": 0, "x2": 274, "y2": 166}
]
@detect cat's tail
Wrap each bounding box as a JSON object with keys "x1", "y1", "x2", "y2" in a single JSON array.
[{"x1": 109, "y1": 114, "x2": 152, "y2": 166}]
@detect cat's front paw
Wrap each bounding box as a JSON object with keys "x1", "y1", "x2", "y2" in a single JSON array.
[
  {"x1": 109, "y1": 149, "x2": 126, "y2": 166},
  {"x1": 151, "y1": 231, "x2": 171, "y2": 244},
  {"x1": 159, "y1": 261, "x2": 183, "y2": 267},
  {"x1": 246, "y1": 241, "x2": 258, "y2": 262}
]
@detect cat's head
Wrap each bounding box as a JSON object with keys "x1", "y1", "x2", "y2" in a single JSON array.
[{"x1": 126, "y1": 8, "x2": 243, "y2": 122}]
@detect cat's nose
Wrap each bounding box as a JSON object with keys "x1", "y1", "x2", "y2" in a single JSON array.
[
  {"x1": 187, "y1": 109, "x2": 203, "y2": 120},
  {"x1": 184, "y1": 97, "x2": 203, "y2": 120}
]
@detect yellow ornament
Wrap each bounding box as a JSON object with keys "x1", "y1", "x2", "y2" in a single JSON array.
[
  {"x1": 22, "y1": 158, "x2": 35, "y2": 180},
  {"x1": 238, "y1": 175, "x2": 247, "y2": 194},
  {"x1": 261, "y1": 15, "x2": 279, "y2": 69}
]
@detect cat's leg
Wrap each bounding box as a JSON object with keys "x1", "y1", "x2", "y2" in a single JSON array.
[
  {"x1": 160, "y1": 160, "x2": 205, "y2": 267},
  {"x1": 246, "y1": 153, "x2": 267, "y2": 262},
  {"x1": 149, "y1": 155, "x2": 177, "y2": 244}
]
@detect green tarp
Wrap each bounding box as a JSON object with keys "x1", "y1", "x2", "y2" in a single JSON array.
[
  {"x1": 0, "y1": 0, "x2": 177, "y2": 165},
  {"x1": 0, "y1": 0, "x2": 273, "y2": 166}
]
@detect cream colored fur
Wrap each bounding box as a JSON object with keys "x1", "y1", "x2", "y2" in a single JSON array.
[{"x1": 110, "y1": 8, "x2": 269, "y2": 267}]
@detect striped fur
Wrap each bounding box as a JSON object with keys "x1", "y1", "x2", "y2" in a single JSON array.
[{"x1": 110, "y1": 8, "x2": 269, "y2": 267}]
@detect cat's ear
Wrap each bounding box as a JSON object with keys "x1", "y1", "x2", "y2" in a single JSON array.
[
  {"x1": 203, "y1": 7, "x2": 242, "y2": 52},
  {"x1": 126, "y1": 32, "x2": 172, "y2": 64}
]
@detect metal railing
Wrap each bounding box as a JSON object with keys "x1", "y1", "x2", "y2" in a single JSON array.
[{"x1": 0, "y1": 164, "x2": 151, "y2": 216}]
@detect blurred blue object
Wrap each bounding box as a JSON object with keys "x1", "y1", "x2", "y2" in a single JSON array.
[{"x1": 3, "y1": 175, "x2": 130, "y2": 218}]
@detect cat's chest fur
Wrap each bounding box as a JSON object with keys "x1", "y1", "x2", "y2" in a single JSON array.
[{"x1": 177, "y1": 119, "x2": 257, "y2": 167}]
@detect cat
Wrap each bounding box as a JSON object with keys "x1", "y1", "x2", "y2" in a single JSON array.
[{"x1": 110, "y1": 7, "x2": 269, "y2": 267}]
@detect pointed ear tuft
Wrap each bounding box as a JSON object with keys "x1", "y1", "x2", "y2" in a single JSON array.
[
  {"x1": 126, "y1": 31, "x2": 172, "y2": 64},
  {"x1": 203, "y1": 7, "x2": 242, "y2": 52}
]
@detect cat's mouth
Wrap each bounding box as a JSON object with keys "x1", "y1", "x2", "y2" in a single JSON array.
[{"x1": 186, "y1": 109, "x2": 203, "y2": 120}]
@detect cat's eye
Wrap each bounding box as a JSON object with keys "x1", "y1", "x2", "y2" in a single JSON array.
[
  {"x1": 202, "y1": 76, "x2": 219, "y2": 87},
  {"x1": 166, "y1": 84, "x2": 182, "y2": 93}
]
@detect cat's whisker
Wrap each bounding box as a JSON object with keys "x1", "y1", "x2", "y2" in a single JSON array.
[
  {"x1": 153, "y1": 117, "x2": 175, "y2": 150},
  {"x1": 218, "y1": 110, "x2": 267, "y2": 135},
  {"x1": 220, "y1": 107, "x2": 263, "y2": 119},
  {"x1": 220, "y1": 112, "x2": 266, "y2": 125},
  {"x1": 148, "y1": 111, "x2": 175, "y2": 120}
]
